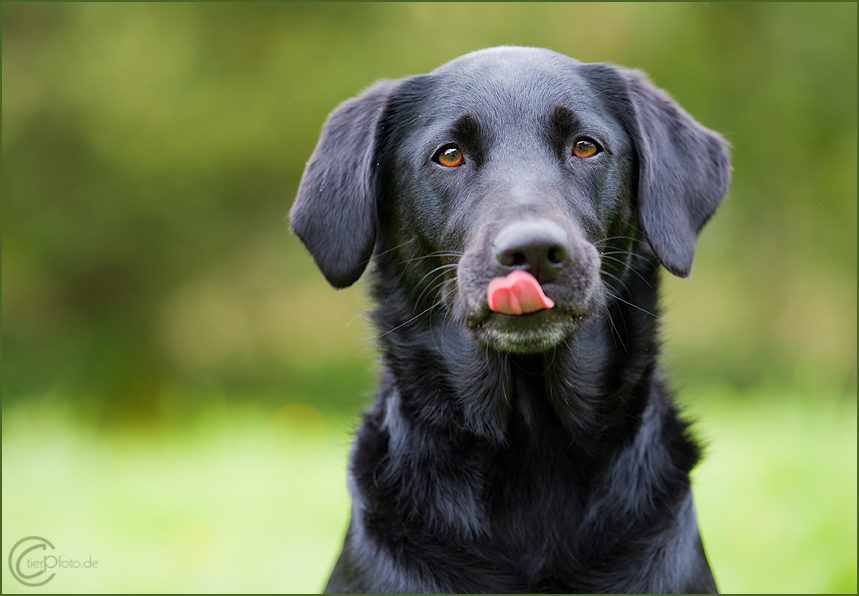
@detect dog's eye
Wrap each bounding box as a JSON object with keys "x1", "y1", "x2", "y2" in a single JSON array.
[
  {"x1": 435, "y1": 145, "x2": 465, "y2": 168},
  {"x1": 573, "y1": 139, "x2": 600, "y2": 159}
]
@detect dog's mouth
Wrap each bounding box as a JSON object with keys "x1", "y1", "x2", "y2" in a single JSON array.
[
  {"x1": 467, "y1": 308, "x2": 589, "y2": 353},
  {"x1": 463, "y1": 270, "x2": 595, "y2": 353}
]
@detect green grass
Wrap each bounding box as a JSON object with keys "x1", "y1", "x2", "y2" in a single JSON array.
[
  {"x1": 2, "y1": 390, "x2": 856, "y2": 594},
  {"x1": 687, "y1": 389, "x2": 857, "y2": 594}
]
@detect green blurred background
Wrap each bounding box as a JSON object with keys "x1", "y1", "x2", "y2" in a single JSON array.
[{"x1": 2, "y1": 2, "x2": 856, "y2": 593}]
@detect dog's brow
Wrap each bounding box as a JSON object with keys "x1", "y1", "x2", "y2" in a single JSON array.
[
  {"x1": 540, "y1": 105, "x2": 581, "y2": 151},
  {"x1": 451, "y1": 114, "x2": 481, "y2": 142},
  {"x1": 551, "y1": 106, "x2": 580, "y2": 136}
]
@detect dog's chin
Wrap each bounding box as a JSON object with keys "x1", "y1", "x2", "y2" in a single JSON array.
[{"x1": 467, "y1": 308, "x2": 593, "y2": 354}]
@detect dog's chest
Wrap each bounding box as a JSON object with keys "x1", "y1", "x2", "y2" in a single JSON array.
[{"x1": 479, "y1": 415, "x2": 590, "y2": 549}]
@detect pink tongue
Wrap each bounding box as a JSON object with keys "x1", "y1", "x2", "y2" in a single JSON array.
[{"x1": 487, "y1": 270, "x2": 555, "y2": 315}]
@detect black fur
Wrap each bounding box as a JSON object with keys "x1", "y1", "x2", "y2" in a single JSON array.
[{"x1": 290, "y1": 47, "x2": 730, "y2": 594}]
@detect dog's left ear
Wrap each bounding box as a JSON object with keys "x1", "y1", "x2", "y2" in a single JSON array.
[{"x1": 581, "y1": 65, "x2": 731, "y2": 278}]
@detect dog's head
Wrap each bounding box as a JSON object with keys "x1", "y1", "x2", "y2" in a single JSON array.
[{"x1": 291, "y1": 47, "x2": 730, "y2": 353}]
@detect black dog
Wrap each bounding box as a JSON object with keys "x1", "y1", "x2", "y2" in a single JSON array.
[{"x1": 290, "y1": 46, "x2": 730, "y2": 594}]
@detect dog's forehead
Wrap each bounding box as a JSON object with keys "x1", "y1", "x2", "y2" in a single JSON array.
[
  {"x1": 402, "y1": 47, "x2": 616, "y2": 139},
  {"x1": 427, "y1": 47, "x2": 594, "y2": 112},
  {"x1": 431, "y1": 46, "x2": 581, "y2": 78}
]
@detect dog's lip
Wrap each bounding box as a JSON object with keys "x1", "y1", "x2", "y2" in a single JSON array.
[
  {"x1": 465, "y1": 302, "x2": 584, "y2": 328},
  {"x1": 465, "y1": 305, "x2": 592, "y2": 353}
]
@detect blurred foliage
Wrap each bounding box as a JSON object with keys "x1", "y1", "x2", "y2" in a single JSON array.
[
  {"x1": 2, "y1": 3, "x2": 857, "y2": 422},
  {"x1": 2, "y1": 5, "x2": 856, "y2": 594}
]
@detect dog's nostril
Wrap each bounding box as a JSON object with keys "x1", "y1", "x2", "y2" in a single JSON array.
[
  {"x1": 547, "y1": 246, "x2": 568, "y2": 265},
  {"x1": 493, "y1": 220, "x2": 572, "y2": 284},
  {"x1": 501, "y1": 251, "x2": 529, "y2": 267}
]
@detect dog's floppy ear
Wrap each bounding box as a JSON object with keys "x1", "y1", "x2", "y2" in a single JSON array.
[
  {"x1": 290, "y1": 79, "x2": 398, "y2": 288},
  {"x1": 582, "y1": 65, "x2": 731, "y2": 278}
]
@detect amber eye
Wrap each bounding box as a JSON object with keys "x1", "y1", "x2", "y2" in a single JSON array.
[
  {"x1": 573, "y1": 138, "x2": 600, "y2": 158},
  {"x1": 435, "y1": 145, "x2": 464, "y2": 167}
]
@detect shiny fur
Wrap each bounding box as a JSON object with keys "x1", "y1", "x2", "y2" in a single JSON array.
[{"x1": 290, "y1": 47, "x2": 730, "y2": 593}]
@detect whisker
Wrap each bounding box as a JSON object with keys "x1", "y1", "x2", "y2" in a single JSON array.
[
  {"x1": 412, "y1": 263, "x2": 459, "y2": 287},
  {"x1": 600, "y1": 255, "x2": 653, "y2": 288},
  {"x1": 429, "y1": 276, "x2": 459, "y2": 356},
  {"x1": 380, "y1": 267, "x2": 413, "y2": 311},
  {"x1": 374, "y1": 301, "x2": 443, "y2": 340},
  {"x1": 601, "y1": 305, "x2": 628, "y2": 353},
  {"x1": 378, "y1": 246, "x2": 457, "y2": 308},
  {"x1": 412, "y1": 264, "x2": 459, "y2": 305},
  {"x1": 593, "y1": 235, "x2": 635, "y2": 248},
  {"x1": 601, "y1": 270, "x2": 633, "y2": 297},
  {"x1": 599, "y1": 250, "x2": 638, "y2": 258},
  {"x1": 372, "y1": 238, "x2": 417, "y2": 261},
  {"x1": 604, "y1": 290, "x2": 661, "y2": 319},
  {"x1": 400, "y1": 251, "x2": 464, "y2": 264},
  {"x1": 437, "y1": 278, "x2": 460, "y2": 358}
]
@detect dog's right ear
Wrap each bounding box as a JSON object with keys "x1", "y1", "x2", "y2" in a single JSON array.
[{"x1": 290, "y1": 79, "x2": 398, "y2": 289}]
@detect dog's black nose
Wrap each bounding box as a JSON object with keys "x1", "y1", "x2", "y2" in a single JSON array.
[{"x1": 493, "y1": 220, "x2": 570, "y2": 284}]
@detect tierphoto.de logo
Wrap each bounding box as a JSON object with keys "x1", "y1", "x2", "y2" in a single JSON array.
[{"x1": 8, "y1": 536, "x2": 99, "y2": 587}]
